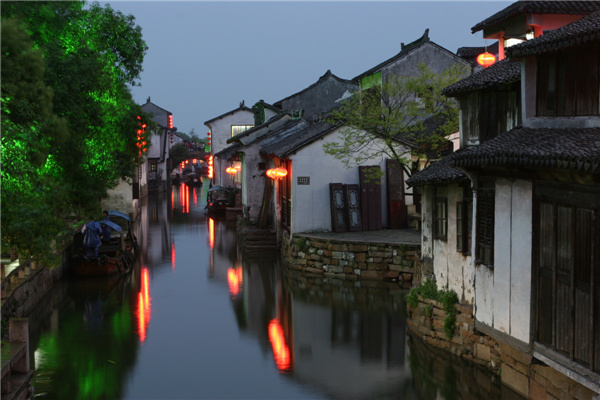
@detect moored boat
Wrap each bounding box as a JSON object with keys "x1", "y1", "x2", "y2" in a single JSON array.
[
  {"x1": 71, "y1": 211, "x2": 138, "y2": 277},
  {"x1": 205, "y1": 185, "x2": 234, "y2": 214}
]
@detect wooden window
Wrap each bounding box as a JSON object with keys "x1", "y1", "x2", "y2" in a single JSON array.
[
  {"x1": 536, "y1": 42, "x2": 600, "y2": 117},
  {"x1": 476, "y1": 185, "x2": 494, "y2": 266},
  {"x1": 456, "y1": 199, "x2": 472, "y2": 254},
  {"x1": 434, "y1": 197, "x2": 447, "y2": 240},
  {"x1": 534, "y1": 185, "x2": 600, "y2": 374}
]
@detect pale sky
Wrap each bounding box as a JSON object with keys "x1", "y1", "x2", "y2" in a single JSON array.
[{"x1": 101, "y1": 1, "x2": 512, "y2": 136}]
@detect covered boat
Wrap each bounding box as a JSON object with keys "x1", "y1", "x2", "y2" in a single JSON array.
[
  {"x1": 205, "y1": 185, "x2": 234, "y2": 214},
  {"x1": 71, "y1": 211, "x2": 138, "y2": 276}
]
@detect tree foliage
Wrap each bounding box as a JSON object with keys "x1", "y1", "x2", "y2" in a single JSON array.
[
  {"x1": 168, "y1": 143, "x2": 190, "y2": 174},
  {"x1": 324, "y1": 63, "x2": 468, "y2": 177},
  {"x1": 1, "y1": 1, "x2": 149, "y2": 264}
]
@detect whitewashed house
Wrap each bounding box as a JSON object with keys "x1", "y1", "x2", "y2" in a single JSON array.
[
  {"x1": 259, "y1": 119, "x2": 406, "y2": 238},
  {"x1": 406, "y1": 59, "x2": 521, "y2": 303},
  {"x1": 219, "y1": 113, "x2": 294, "y2": 222},
  {"x1": 409, "y1": 4, "x2": 600, "y2": 398},
  {"x1": 205, "y1": 101, "x2": 280, "y2": 187},
  {"x1": 140, "y1": 97, "x2": 176, "y2": 196}
]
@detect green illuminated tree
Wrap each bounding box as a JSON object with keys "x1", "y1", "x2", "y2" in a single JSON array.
[
  {"x1": 324, "y1": 63, "x2": 468, "y2": 177},
  {"x1": 1, "y1": 1, "x2": 149, "y2": 264}
]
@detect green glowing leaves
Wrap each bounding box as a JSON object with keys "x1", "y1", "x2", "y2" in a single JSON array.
[{"x1": 1, "y1": 1, "x2": 147, "y2": 261}]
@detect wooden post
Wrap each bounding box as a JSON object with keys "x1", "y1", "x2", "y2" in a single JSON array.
[{"x1": 9, "y1": 318, "x2": 30, "y2": 373}]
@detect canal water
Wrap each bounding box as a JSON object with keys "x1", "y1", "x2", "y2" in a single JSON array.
[{"x1": 29, "y1": 181, "x2": 525, "y2": 400}]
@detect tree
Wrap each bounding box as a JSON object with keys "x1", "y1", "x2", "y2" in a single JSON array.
[
  {"x1": 1, "y1": 1, "x2": 148, "y2": 264},
  {"x1": 324, "y1": 63, "x2": 468, "y2": 177},
  {"x1": 169, "y1": 143, "x2": 190, "y2": 174}
]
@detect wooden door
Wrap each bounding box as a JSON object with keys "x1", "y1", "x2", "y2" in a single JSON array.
[
  {"x1": 330, "y1": 183, "x2": 347, "y2": 232},
  {"x1": 344, "y1": 184, "x2": 362, "y2": 232},
  {"x1": 386, "y1": 159, "x2": 407, "y2": 228},
  {"x1": 359, "y1": 166, "x2": 382, "y2": 231}
]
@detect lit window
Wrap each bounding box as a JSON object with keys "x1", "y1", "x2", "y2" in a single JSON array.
[{"x1": 231, "y1": 125, "x2": 253, "y2": 137}]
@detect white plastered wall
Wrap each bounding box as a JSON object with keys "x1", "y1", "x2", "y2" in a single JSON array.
[{"x1": 474, "y1": 178, "x2": 532, "y2": 343}]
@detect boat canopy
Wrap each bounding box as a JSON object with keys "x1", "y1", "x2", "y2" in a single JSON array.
[
  {"x1": 99, "y1": 219, "x2": 123, "y2": 232},
  {"x1": 108, "y1": 210, "x2": 131, "y2": 222},
  {"x1": 207, "y1": 185, "x2": 232, "y2": 193}
]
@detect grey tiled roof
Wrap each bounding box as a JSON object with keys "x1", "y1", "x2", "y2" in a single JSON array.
[
  {"x1": 226, "y1": 112, "x2": 290, "y2": 144},
  {"x1": 506, "y1": 10, "x2": 600, "y2": 58},
  {"x1": 204, "y1": 102, "x2": 253, "y2": 125},
  {"x1": 471, "y1": 1, "x2": 600, "y2": 33},
  {"x1": 260, "y1": 119, "x2": 340, "y2": 158},
  {"x1": 452, "y1": 126, "x2": 600, "y2": 173},
  {"x1": 406, "y1": 151, "x2": 467, "y2": 187},
  {"x1": 273, "y1": 70, "x2": 355, "y2": 107},
  {"x1": 214, "y1": 143, "x2": 242, "y2": 161},
  {"x1": 442, "y1": 59, "x2": 521, "y2": 97},
  {"x1": 457, "y1": 42, "x2": 499, "y2": 59},
  {"x1": 353, "y1": 31, "x2": 466, "y2": 82}
]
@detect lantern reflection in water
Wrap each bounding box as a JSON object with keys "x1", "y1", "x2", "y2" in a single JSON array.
[
  {"x1": 208, "y1": 218, "x2": 215, "y2": 249},
  {"x1": 178, "y1": 184, "x2": 189, "y2": 213},
  {"x1": 171, "y1": 242, "x2": 176, "y2": 270},
  {"x1": 268, "y1": 319, "x2": 291, "y2": 372},
  {"x1": 137, "y1": 268, "x2": 151, "y2": 343},
  {"x1": 227, "y1": 267, "x2": 243, "y2": 297}
]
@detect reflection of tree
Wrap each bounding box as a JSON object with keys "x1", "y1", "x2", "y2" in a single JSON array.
[{"x1": 33, "y1": 276, "x2": 141, "y2": 400}]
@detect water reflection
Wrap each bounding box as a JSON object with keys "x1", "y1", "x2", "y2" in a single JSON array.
[
  {"x1": 29, "y1": 184, "x2": 524, "y2": 400},
  {"x1": 136, "y1": 267, "x2": 151, "y2": 343}
]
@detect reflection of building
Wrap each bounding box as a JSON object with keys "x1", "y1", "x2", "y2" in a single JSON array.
[
  {"x1": 137, "y1": 193, "x2": 172, "y2": 267},
  {"x1": 291, "y1": 303, "x2": 412, "y2": 399},
  {"x1": 207, "y1": 218, "x2": 238, "y2": 281}
]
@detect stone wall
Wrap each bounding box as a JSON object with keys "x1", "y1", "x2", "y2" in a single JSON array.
[
  {"x1": 2, "y1": 267, "x2": 54, "y2": 333},
  {"x1": 282, "y1": 233, "x2": 420, "y2": 286},
  {"x1": 407, "y1": 295, "x2": 600, "y2": 400},
  {"x1": 407, "y1": 296, "x2": 502, "y2": 371}
]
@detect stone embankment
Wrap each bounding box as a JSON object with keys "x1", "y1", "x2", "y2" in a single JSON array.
[
  {"x1": 282, "y1": 230, "x2": 421, "y2": 286},
  {"x1": 407, "y1": 296, "x2": 600, "y2": 400}
]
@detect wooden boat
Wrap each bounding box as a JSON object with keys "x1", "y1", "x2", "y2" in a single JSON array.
[
  {"x1": 205, "y1": 185, "x2": 233, "y2": 214},
  {"x1": 182, "y1": 168, "x2": 202, "y2": 186},
  {"x1": 71, "y1": 211, "x2": 138, "y2": 277}
]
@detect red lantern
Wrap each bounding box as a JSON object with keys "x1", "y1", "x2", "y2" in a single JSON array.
[
  {"x1": 266, "y1": 167, "x2": 287, "y2": 179},
  {"x1": 226, "y1": 167, "x2": 237, "y2": 175},
  {"x1": 477, "y1": 52, "x2": 496, "y2": 68}
]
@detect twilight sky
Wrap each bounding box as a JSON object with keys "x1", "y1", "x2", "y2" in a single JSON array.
[{"x1": 101, "y1": 1, "x2": 512, "y2": 136}]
